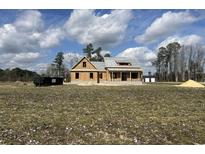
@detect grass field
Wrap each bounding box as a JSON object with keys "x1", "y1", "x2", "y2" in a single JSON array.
[{"x1": 0, "y1": 82, "x2": 205, "y2": 144}]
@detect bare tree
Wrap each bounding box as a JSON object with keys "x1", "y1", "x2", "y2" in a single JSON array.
[
  {"x1": 179, "y1": 46, "x2": 186, "y2": 81},
  {"x1": 153, "y1": 43, "x2": 205, "y2": 82},
  {"x1": 194, "y1": 45, "x2": 205, "y2": 81},
  {"x1": 180, "y1": 44, "x2": 205, "y2": 81},
  {"x1": 166, "y1": 42, "x2": 181, "y2": 82}
]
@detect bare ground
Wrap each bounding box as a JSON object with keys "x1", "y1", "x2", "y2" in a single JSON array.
[{"x1": 0, "y1": 82, "x2": 205, "y2": 144}]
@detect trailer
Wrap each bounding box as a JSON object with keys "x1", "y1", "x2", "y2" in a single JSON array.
[{"x1": 33, "y1": 76, "x2": 64, "y2": 86}]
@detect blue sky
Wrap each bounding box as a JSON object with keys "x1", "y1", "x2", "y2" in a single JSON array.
[{"x1": 0, "y1": 9, "x2": 205, "y2": 74}]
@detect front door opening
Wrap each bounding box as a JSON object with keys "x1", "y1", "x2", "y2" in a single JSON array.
[{"x1": 121, "y1": 72, "x2": 127, "y2": 81}]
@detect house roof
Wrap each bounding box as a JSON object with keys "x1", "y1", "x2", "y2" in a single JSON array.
[
  {"x1": 71, "y1": 57, "x2": 97, "y2": 69},
  {"x1": 104, "y1": 57, "x2": 141, "y2": 68},
  {"x1": 71, "y1": 56, "x2": 142, "y2": 72},
  {"x1": 143, "y1": 75, "x2": 155, "y2": 78},
  {"x1": 91, "y1": 62, "x2": 105, "y2": 71}
]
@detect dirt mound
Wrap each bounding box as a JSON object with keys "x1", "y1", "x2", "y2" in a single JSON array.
[{"x1": 177, "y1": 80, "x2": 204, "y2": 88}]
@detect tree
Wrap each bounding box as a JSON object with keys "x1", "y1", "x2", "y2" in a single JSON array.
[
  {"x1": 83, "y1": 43, "x2": 104, "y2": 61},
  {"x1": 195, "y1": 45, "x2": 205, "y2": 81},
  {"x1": 186, "y1": 44, "x2": 205, "y2": 81},
  {"x1": 54, "y1": 52, "x2": 64, "y2": 76},
  {"x1": 152, "y1": 59, "x2": 160, "y2": 81},
  {"x1": 179, "y1": 45, "x2": 186, "y2": 81},
  {"x1": 154, "y1": 42, "x2": 205, "y2": 82},
  {"x1": 83, "y1": 43, "x2": 94, "y2": 60},
  {"x1": 92, "y1": 47, "x2": 103, "y2": 61},
  {"x1": 166, "y1": 42, "x2": 181, "y2": 82},
  {"x1": 0, "y1": 68, "x2": 39, "y2": 82},
  {"x1": 159, "y1": 47, "x2": 168, "y2": 81}
]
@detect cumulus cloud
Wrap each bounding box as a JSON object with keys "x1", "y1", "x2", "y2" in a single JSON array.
[
  {"x1": 135, "y1": 11, "x2": 198, "y2": 44},
  {"x1": 117, "y1": 47, "x2": 157, "y2": 73},
  {"x1": 100, "y1": 50, "x2": 111, "y2": 56},
  {"x1": 0, "y1": 52, "x2": 41, "y2": 69},
  {"x1": 40, "y1": 28, "x2": 64, "y2": 48},
  {"x1": 0, "y1": 24, "x2": 43, "y2": 54},
  {"x1": 12, "y1": 52, "x2": 40, "y2": 63},
  {"x1": 117, "y1": 47, "x2": 156, "y2": 63},
  {"x1": 157, "y1": 34, "x2": 202, "y2": 48},
  {"x1": 14, "y1": 10, "x2": 44, "y2": 32},
  {"x1": 0, "y1": 10, "x2": 64, "y2": 70},
  {"x1": 64, "y1": 10, "x2": 132, "y2": 49}
]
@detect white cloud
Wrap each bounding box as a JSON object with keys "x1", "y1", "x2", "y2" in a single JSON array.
[
  {"x1": 157, "y1": 34, "x2": 202, "y2": 48},
  {"x1": 0, "y1": 24, "x2": 42, "y2": 54},
  {"x1": 64, "y1": 10, "x2": 132, "y2": 49},
  {"x1": 0, "y1": 10, "x2": 64, "y2": 54},
  {"x1": 0, "y1": 52, "x2": 41, "y2": 69},
  {"x1": 13, "y1": 52, "x2": 40, "y2": 63},
  {"x1": 100, "y1": 50, "x2": 111, "y2": 56},
  {"x1": 0, "y1": 53, "x2": 14, "y2": 66},
  {"x1": 117, "y1": 47, "x2": 156, "y2": 62},
  {"x1": 135, "y1": 11, "x2": 198, "y2": 44},
  {"x1": 0, "y1": 10, "x2": 65, "y2": 70},
  {"x1": 117, "y1": 47, "x2": 157, "y2": 74},
  {"x1": 40, "y1": 28, "x2": 64, "y2": 48},
  {"x1": 14, "y1": 10, "x2": 44, "y2": 32}
]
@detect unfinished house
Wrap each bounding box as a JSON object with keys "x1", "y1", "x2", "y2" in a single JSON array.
[{"x1": 70, "y1": 57, "x2": 143, "y2": 83}]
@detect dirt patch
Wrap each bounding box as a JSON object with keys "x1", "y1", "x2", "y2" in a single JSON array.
[{"x1": 176, "y1": 80, "x2": 205, "y2": 88}]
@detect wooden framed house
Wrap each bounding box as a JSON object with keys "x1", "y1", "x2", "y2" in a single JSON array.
[{"x1": 70, "y1": 57, "x2": 143, "y2": 83}]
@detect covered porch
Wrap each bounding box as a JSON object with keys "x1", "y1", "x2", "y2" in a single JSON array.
[{"x1": 108, "y1": 68, "x2": 143, "y2": 81}]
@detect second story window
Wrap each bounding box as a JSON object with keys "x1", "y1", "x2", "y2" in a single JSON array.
[
  {"x1": 83, "y1": 62, "x2": 86, "y2": 67},
  {"x1": 118, "y1": 62, "x2": 130, "y2": 66}
]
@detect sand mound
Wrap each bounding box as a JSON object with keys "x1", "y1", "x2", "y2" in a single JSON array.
[{"x1": 177, "y1": 80, "x2": 204, "y2": 88}]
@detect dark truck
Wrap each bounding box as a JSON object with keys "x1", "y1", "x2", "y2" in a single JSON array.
[{"x1": 33, "y1": 76, "x2": 64, "y2": 86}]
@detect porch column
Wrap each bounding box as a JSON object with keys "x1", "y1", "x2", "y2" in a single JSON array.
[
  {"x1": 130, "y1": 72, "x2": 132, "y2": 82},
  {"x1": 120, "y1": 72, "x2": 122, "y2": 81},
  {"x1": 112, "y1": 72, "x2": 113, "y2": 81},
  {"x1": 138, "y1": 72, "x2": 141, "y2": 79}
]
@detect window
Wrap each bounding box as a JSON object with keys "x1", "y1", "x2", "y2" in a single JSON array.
[
  {"x1": 131, "y1": 72, "x2": 138, "y2": 79},
  {"x1": 83, "y1": 62, "x2": 86, "y2": 67},
  {"x1": 118, "y1": 62, "x2": 130, "y2": 66},
  {"x1": 51, "y1": 79, "x2": 56, "y2": 83},
  {"x1": 75, "y1": 73, "x2": 79, "y2": 79},
  {"x1": 90, "y1": 73, "x2": 93, "y2": 79}
]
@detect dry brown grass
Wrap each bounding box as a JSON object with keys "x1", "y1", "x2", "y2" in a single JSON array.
[{"x1": 0, "y1": 82, "x2": 205, "y2": 144}]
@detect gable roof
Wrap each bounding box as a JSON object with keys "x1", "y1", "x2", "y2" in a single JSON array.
[{"x1": 71, "y1": 57, "x2": 97, "y2": 69}]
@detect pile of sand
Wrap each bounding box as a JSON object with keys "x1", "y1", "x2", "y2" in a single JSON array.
[{"x1": 177, "y1": 79, "x2": 205, "y2": 88}]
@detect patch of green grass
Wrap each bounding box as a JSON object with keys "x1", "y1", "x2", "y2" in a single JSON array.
[{"x1": 0, "y1": 83, "x2": 205, "y2": 144}]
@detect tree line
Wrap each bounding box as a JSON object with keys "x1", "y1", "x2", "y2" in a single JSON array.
[
  {"x1": 153, "y1": 42, "x2": 205, "y2": 82},
  {"x1": 0, "y1": 68, "x2": 40, "y2": 82}
]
